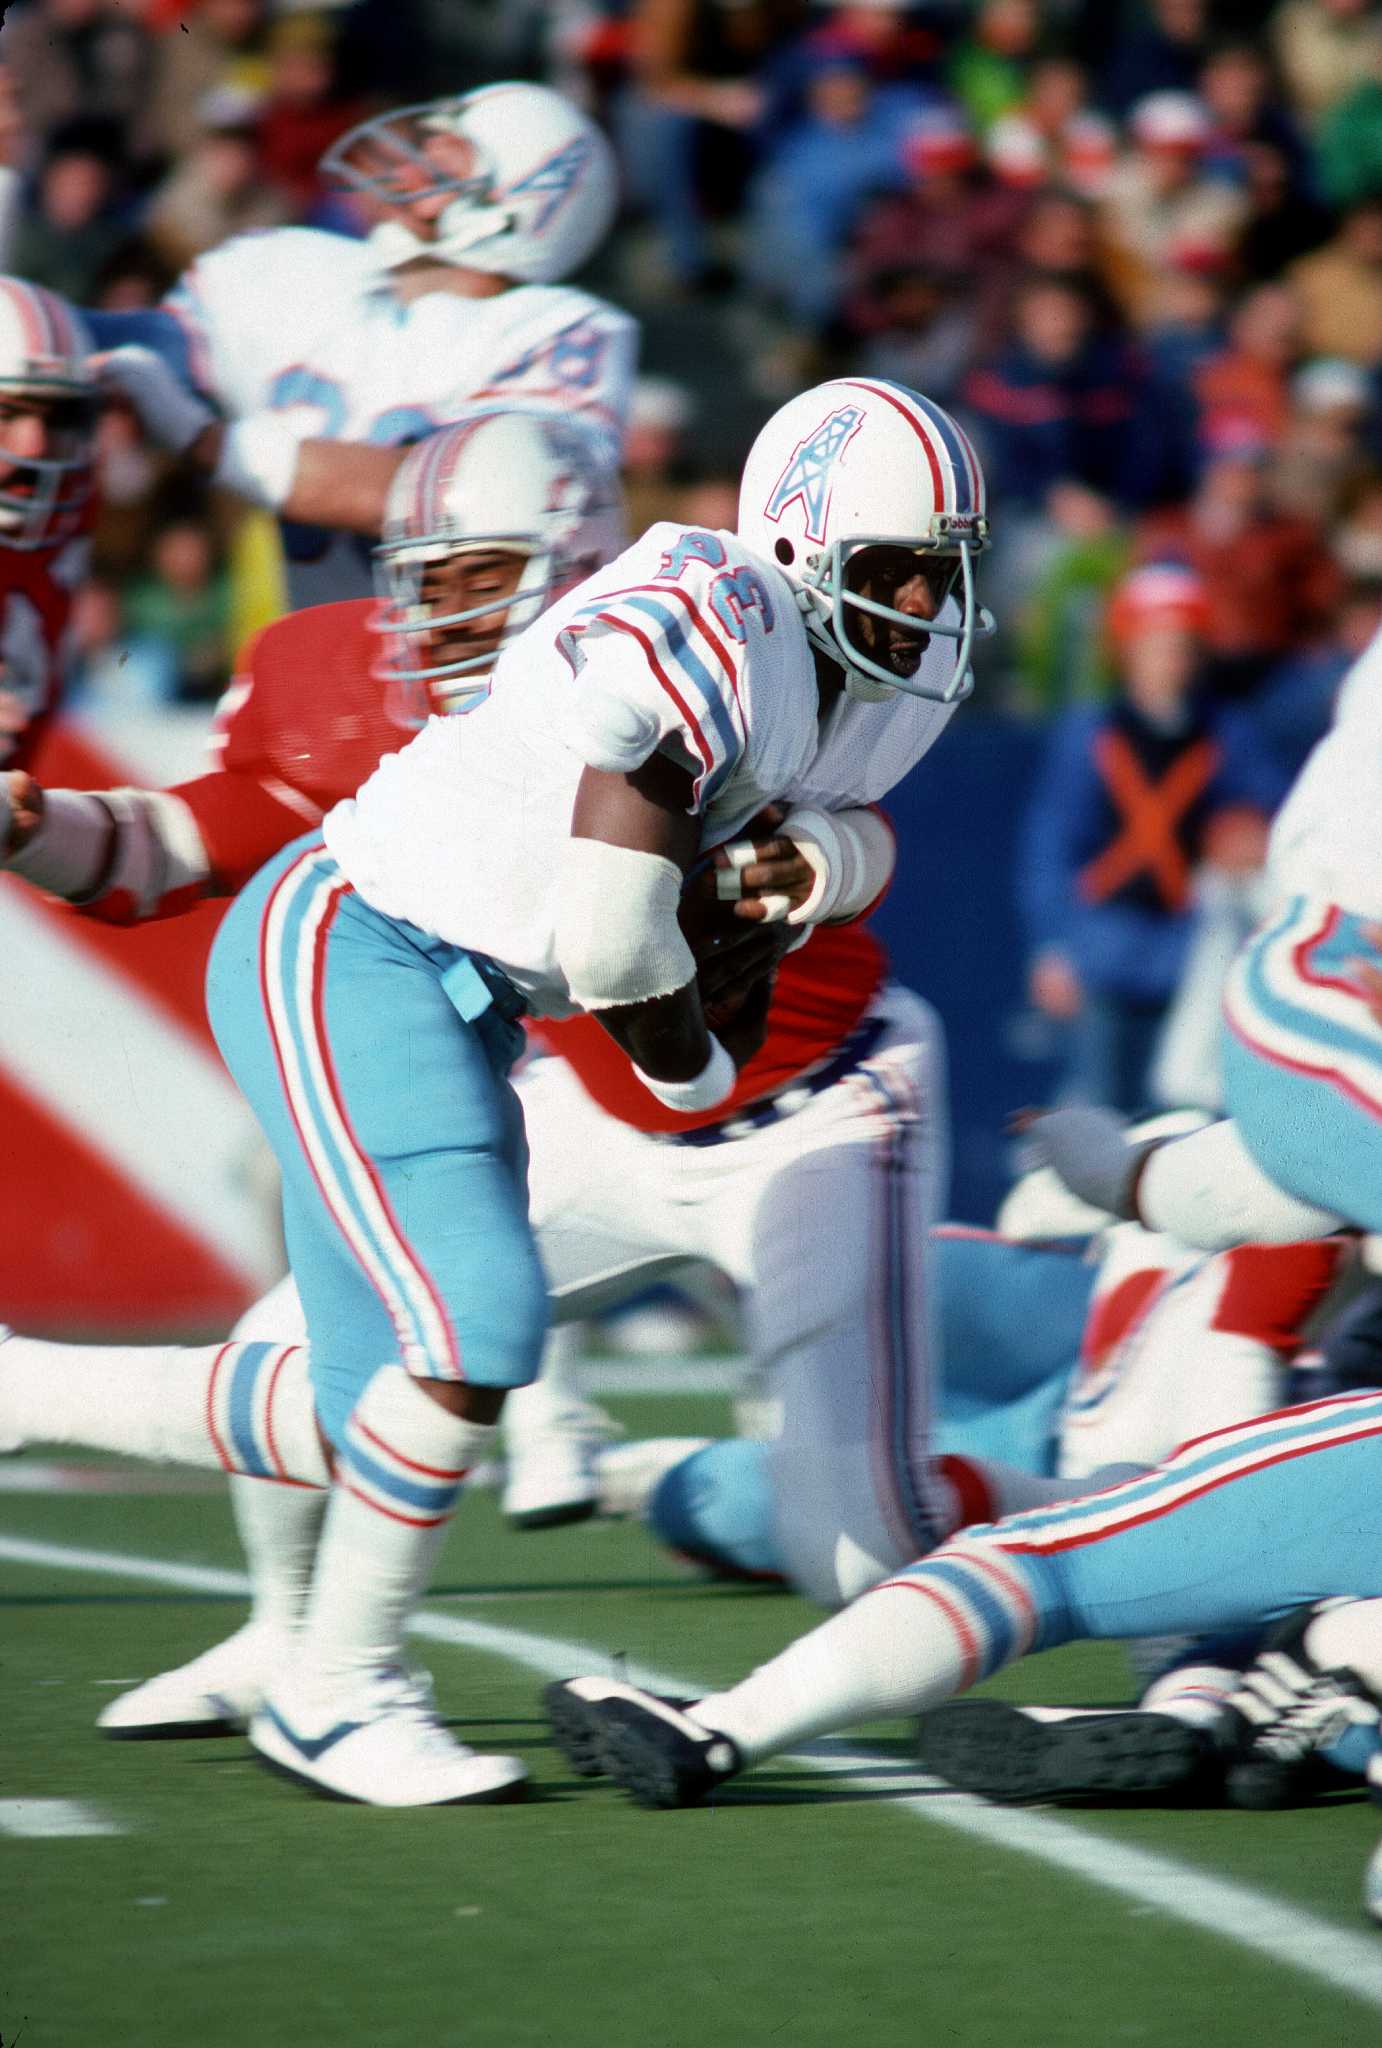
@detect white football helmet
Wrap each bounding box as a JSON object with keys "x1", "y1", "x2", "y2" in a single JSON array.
[
  {"x1": 321, "y1": 83, "x2": 619, "y2": 284},
  {"x1": 0, "y1": 277, "x2": 96, "y2": 551},
  {"x1": 371, "y1": 404, "x2": 624, "y2": 723},
  {"x1": 737, "y1": 377, "x2": 994, "y2": 704}
]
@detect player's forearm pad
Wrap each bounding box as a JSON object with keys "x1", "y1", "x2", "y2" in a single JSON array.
[
  {"x1": 4, "y1": 789, "x2": 115, "y2": 898},
  {"x1": 213, "y1": 411, "x2": 303, "y2": 511},
  {"x1": 780, "y1": 804, "x2": 896, "y2": 926},
  {"x1": 77, "y1": 787, "x2": 211, "y2": 920},
  {"x1": 554, "y1": 837, "x2": 696, "y2": 1010}
]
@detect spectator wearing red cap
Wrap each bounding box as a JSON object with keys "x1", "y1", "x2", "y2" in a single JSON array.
[
  {"x1": 1102, "y1": 91, "x2": 1250, "y2": 326},
  {"x1": 1136, "y1": 430, "x2": 1344, "y2": 694},
  {"x1": 1019, "y1": 561, "x2": 1285, "y2": 1113}
]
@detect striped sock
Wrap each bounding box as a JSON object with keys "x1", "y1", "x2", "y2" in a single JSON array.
[
  {"x1": 694, "y1": 1538, "x2": 1042, "y2": 1763},
  {"x1": 1139, "y1": 1662, "x2": 1240, "y2": 1731},
  {"x1": 0, "y1": 1331, "x2": 328, "y2": 1484},
  {"x1": 294, "y1": 1367, "x2": 496, "y2": 1693}
]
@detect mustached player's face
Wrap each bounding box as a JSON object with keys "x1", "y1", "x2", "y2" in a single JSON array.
[{"x1": 417, "y1": 548, "x2": 529, "y2": 670}]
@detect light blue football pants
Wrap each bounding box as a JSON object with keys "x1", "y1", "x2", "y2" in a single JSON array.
[
  {"x1": 205, "y1": 835, "x2": 547, "y2": 1447},
  {"x1": 1223, "y1": 894, "x2": 1382, "y2": 1233}
]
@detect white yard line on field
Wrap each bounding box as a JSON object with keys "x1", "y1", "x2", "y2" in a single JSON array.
[
  {"x1": 0, "y1": 1798, "x2": 126, "y2": 1838},
  {"x1": 4, "y1": 1530, "x2": 1382, "y2": 2010}
]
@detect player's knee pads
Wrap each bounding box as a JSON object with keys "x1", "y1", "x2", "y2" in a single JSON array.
[{"x1": 649, "y1": 1438, "x2": 783, "y2": 1581}]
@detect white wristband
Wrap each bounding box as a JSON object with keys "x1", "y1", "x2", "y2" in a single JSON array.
[
  {"x1": 781, "y1": 804, "x2": 895, "y2": 925},
  {"x1": 213, "y1": 412, "x2": 303, "y2": 510},
  {"x1": 634, "y1": 1034, "x2": 737, "y2": 1114}
]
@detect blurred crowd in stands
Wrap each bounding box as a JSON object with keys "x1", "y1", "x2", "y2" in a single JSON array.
[{"x1": 2, "y1": 0, "x2": 1381, "y2": 1116}]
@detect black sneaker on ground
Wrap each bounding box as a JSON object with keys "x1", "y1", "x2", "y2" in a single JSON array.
[
  {"x1": 1220, "y1": 1603, "x2": 1382, "y2": 1810},
  {"x1": 544, "y1": 1679, "x2": 742, "y2": 1807},
  {"x1": 544, "y1": 1677, "x2": 699, "y2": 1782},
  {"x1": 917, "y1": 1698, "x2": 1215, "y2": 1804}
]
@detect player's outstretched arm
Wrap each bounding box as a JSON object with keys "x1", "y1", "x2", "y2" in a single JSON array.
[
  {"x1": 0, "y1": 769, "x2": 212, "y2": 923},
  {"x1": 555, "y1": 755, "x2": 747, "y2": 1110}
]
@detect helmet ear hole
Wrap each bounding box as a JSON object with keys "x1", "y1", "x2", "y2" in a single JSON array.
[{"x1": 774, "y1": 538, "x2": 794, "y2": 565}]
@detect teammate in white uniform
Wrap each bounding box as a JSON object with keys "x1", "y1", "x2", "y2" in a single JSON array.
[{"x1": 88, "y1": 83, "x2": 636, "y2": 606}]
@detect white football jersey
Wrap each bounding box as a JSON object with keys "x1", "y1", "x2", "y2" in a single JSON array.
[
  {"x1": 164, "y1": 226, "x2": 636, "y2": 603},
  {"x1": 1266, "y1": 624, "x2": 1382, "y2": 915},
  {"x1": 325, "y1": 523, "x2": 967, "y2": 1015}
]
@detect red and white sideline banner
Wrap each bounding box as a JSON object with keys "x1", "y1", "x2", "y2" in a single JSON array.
[{"x1": 1, "y1": 709, "x2": 283, "y2": 1337}]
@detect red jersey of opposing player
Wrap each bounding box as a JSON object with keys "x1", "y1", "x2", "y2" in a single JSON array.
[
  {"x1": 0, "y1": 536, "x2": 83, "y2": 770},
  {"x1": 81, "y1": 595, "x2": 891, "y2": 1132}
]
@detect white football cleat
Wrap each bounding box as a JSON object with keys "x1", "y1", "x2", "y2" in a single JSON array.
[
  {"x1": 249, "y1": 1665, "x2": 527, "y2": 1806},
  {"x1": 502, "y1": 1396, "x2": 623, "y2": 1529},
  {"x1": 98, "y1": 1622, "x2": 289, "y2": 1738}
]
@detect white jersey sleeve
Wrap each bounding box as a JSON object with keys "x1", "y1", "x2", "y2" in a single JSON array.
[
  {"x1": 162, "y1": 229, "x2": 371, "y2": 415},
  {"x1": 1266, "y1": 624, "x2": 1382, "y2": 915},
  {"x1": 552, "y1": 524, "x2": 809, "y2": 816}
]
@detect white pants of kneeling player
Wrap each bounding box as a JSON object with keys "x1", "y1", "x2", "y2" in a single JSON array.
[{"x1": 523, "y1": 985, "x2": 949, "y2": 1606}]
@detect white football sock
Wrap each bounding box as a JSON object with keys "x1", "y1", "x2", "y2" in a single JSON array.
[
  {"x1": 1139, "y1": 1662, "x2": 1239, "y2": 1731},
  {"x1": 1138, "y1": 1120, "x2": 1342, "y2": 1250},
  {"x1": 293, "y1": 1367, "x2": 496, "y2": 1697},
  {"x1": 694, "y1": 1582, "x2": 977, "y2": 1763},
  {"x1": 0, "y1": 1331, "x2": 328, "y2": 1483},
  {"x1": 230, "y1": 1471, "x2": 327, "y2": 1634}
]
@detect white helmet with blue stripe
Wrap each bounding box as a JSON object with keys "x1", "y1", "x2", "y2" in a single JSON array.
[
  {"x1": 371, "y1": 404, "x2": 623, "y2": 723},
  {"x1": 321, "y1": 83, "x2": 619, "y2": 285},
  {"x1": 737, "y1": 377, "x2": 993, "y2": 705}
]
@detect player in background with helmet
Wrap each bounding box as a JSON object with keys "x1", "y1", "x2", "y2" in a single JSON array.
[
  {"x1": 1, "y1": 379, "x2": 1123, "y2": 1806},
  {"x1": 83, "y1": 83, "x2": 637, "y2": 609},
  {"x1": 0, "y1": 279, "x2": 98, "y2": 772}
]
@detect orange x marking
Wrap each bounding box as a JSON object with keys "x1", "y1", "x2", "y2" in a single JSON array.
[{"x1": 1078, "y1": 730, "x2": 1218, "y2": 912}]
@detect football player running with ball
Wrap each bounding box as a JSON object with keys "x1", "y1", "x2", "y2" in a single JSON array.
[{"x1": 5, "y1": 379, "x2": 1115, "y2": 1806}]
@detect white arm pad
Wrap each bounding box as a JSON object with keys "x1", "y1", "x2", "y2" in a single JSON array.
[
  {"x1": 780, "y1": 804, "x2": 896, "y2": 925},
  {"x1": 5, "y1": 786, "x2": 210, "y2": 916},
  {"x1": 212, "y1": 411, "x2": 303, "y2": 511},
  {"x1": 554, "y1": 836, "x2": 696, "y2": 1010},
  {"x1": 5, "y1": 789, "x2": 114, "y2": 897}
]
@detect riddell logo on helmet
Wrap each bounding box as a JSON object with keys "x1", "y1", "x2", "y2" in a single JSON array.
[{"x1": 763, "y1": 403, "x2": 865, "y2": 544}]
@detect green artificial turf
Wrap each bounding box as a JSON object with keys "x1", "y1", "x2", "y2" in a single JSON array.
[{"x1": 4, "y1": 1390, "x2": 1381, "y2": 2048}]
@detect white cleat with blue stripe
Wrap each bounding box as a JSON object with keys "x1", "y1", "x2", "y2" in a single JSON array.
[
  {"x1": 98, "y1": 1622, "x2": 286, "y2": 1739},
  {"x1": 249, "y1": 1666, "x2": 529, "y2": 1806}
]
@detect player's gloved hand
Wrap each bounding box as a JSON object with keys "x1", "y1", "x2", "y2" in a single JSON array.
[
  {"x1": 90, "y1": 345, "x2": 216, "y2": 454},
  {"x1": 0, "y1": 769, "x2": 44, "y2": 856},
  {"x1": 1022, "y1": 1105, "x2": 1161, "y2": 1223}
]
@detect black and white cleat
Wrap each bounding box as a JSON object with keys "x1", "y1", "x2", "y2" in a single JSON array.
[
  {"x1": 917, "y1": 1698, "x2": 1213, "y2": 1804},
  {"x1": 1220, "y1": 1603, "x2": 1382, "y2": 1810},
  {"x1": 544, "y1": 1679, "x2": 741, "y2": 1807}
]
